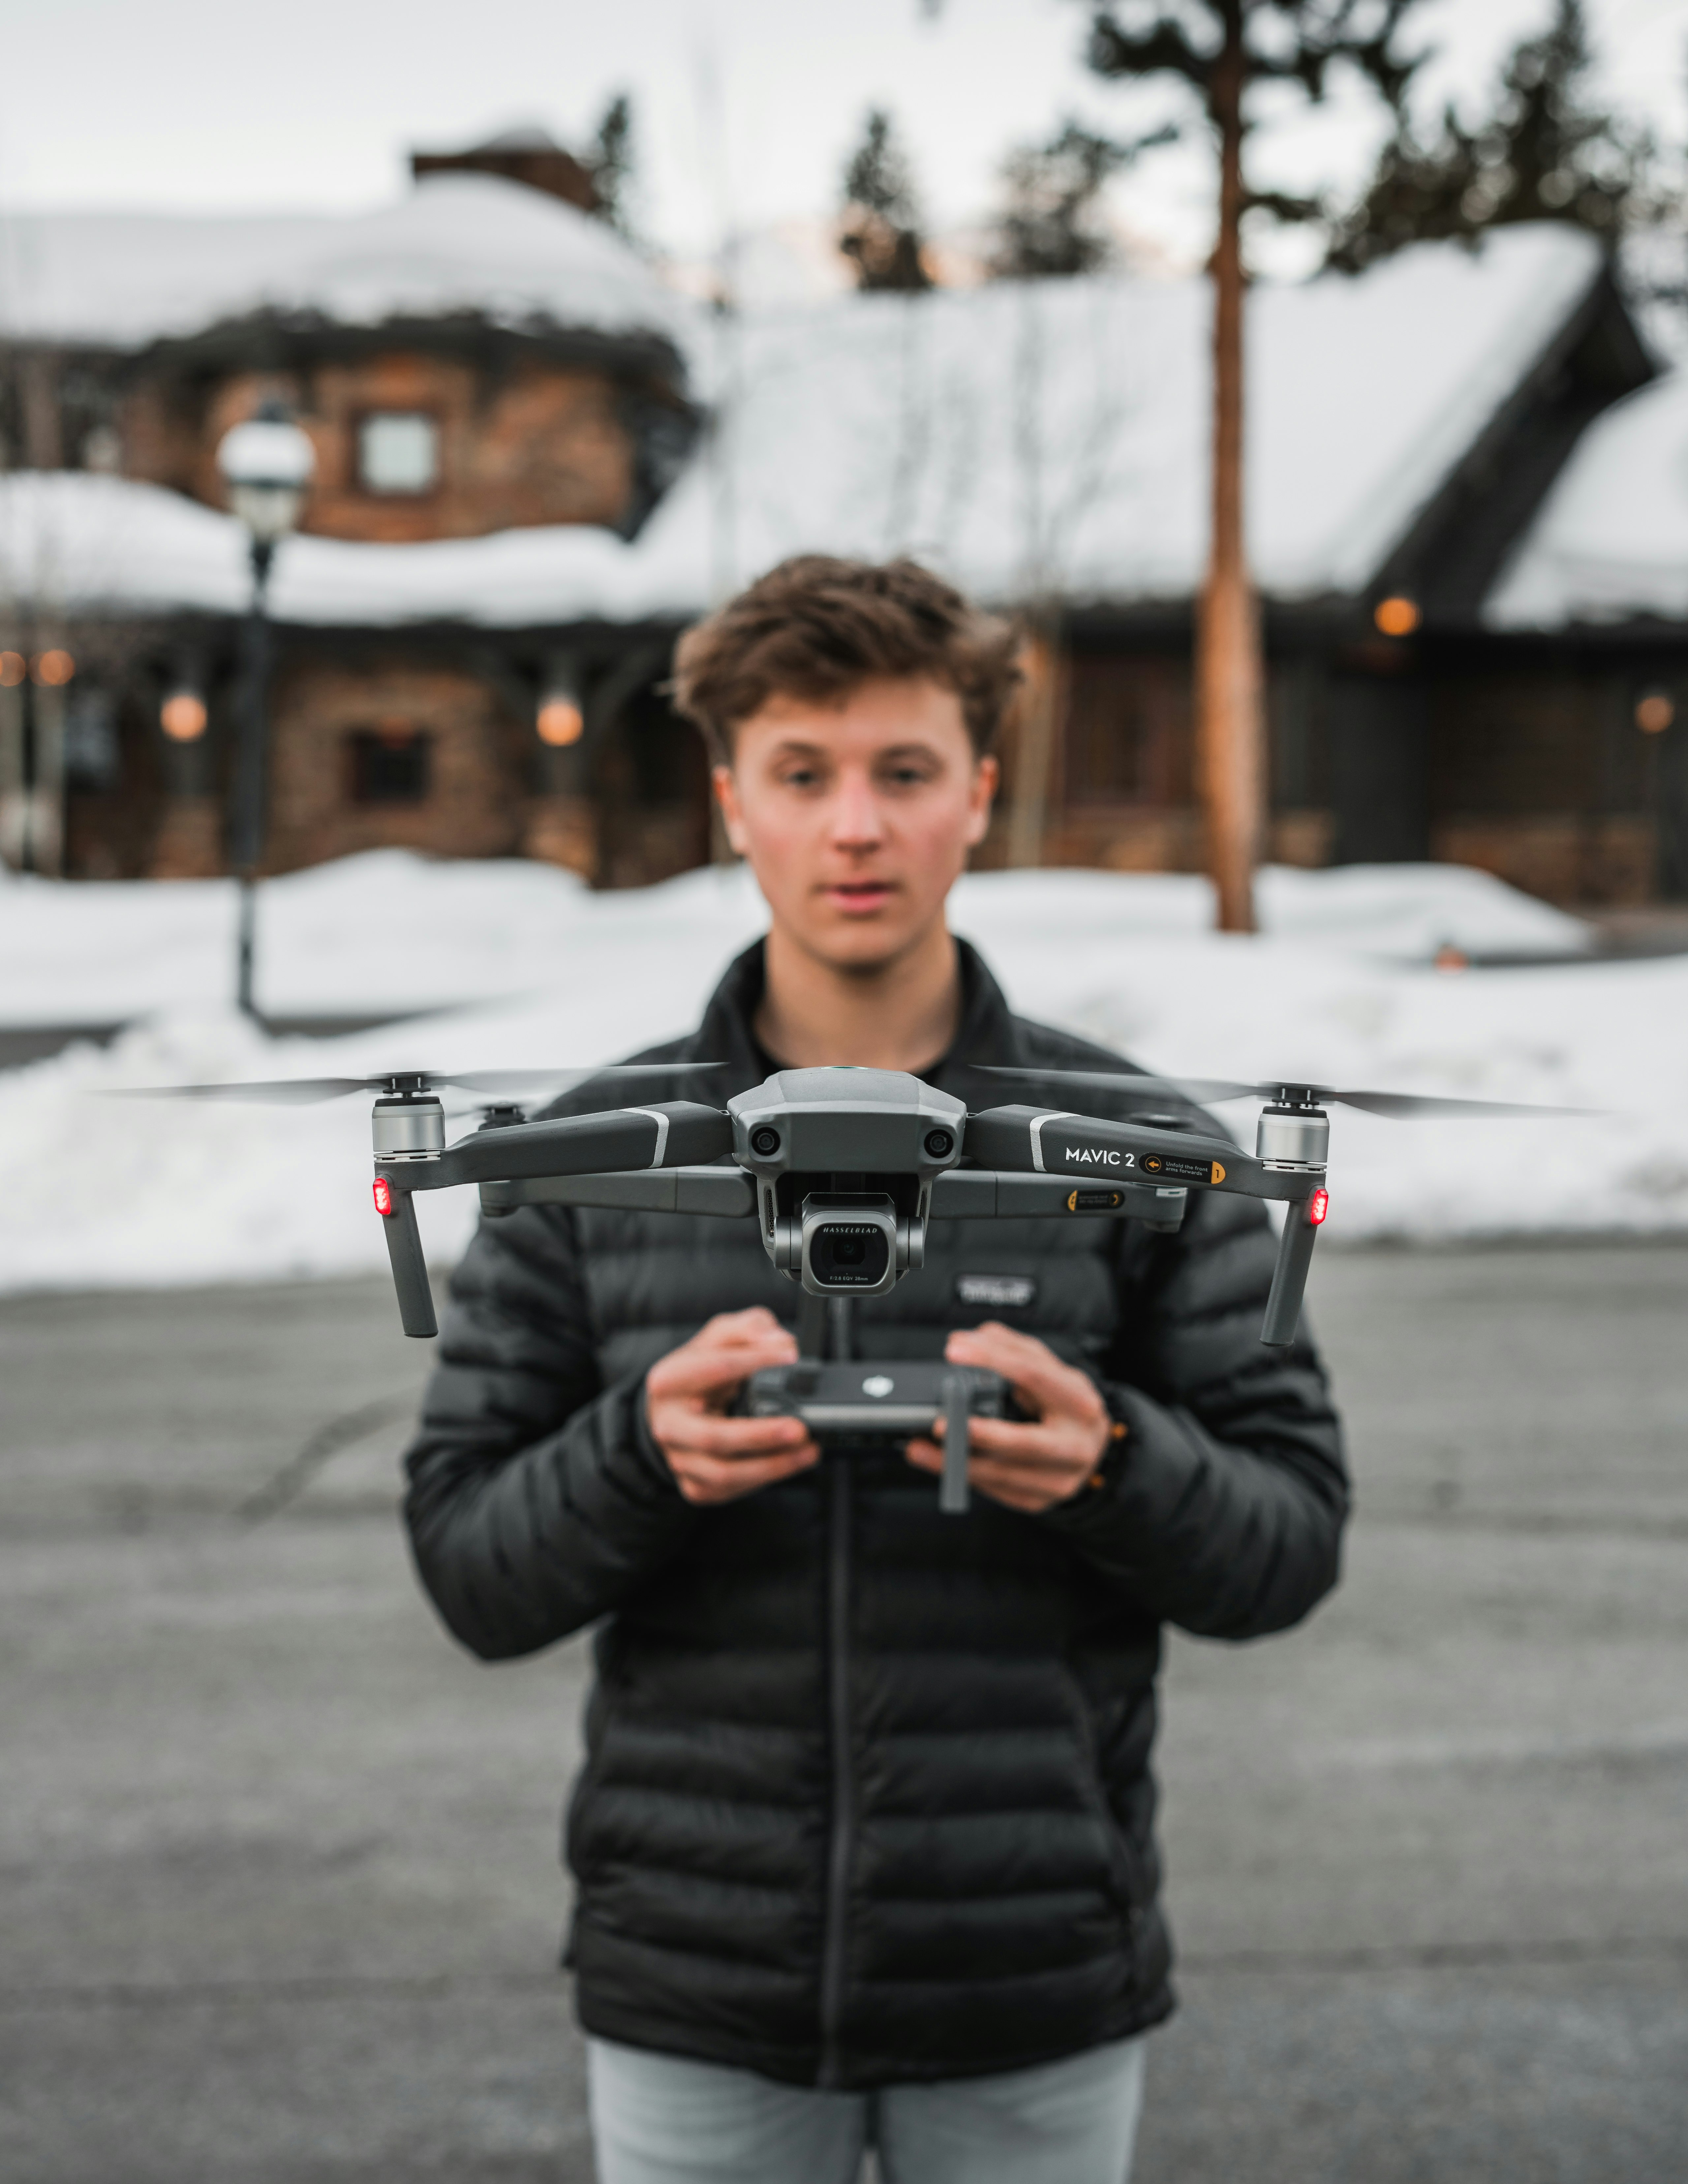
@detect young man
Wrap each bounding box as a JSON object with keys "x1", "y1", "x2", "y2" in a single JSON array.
[{"x1": 403, "y1": 556, "x2": 1347, "y2": 2184}]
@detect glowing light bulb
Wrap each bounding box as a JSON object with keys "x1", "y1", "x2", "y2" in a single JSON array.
[
  {"x1": 161, "y1": 692, "x2": 209, "y2": 743},
  {"x1": 537, "y1": 696, "x2": 584, "y2": 747}
]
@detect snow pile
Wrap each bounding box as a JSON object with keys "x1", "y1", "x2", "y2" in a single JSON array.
[
  {"x1": 0, "y1": 176, "x2": 690, "y2": 351},
  {"x1": 0, "y1": 851, "x2": 1586, "y2": 1028},
  {"x1": 1488, "y1": 369, "x2": 1688, "y2": 628},
  {"x1": 0, "y1": 226, "x2": 1603, "y2": 625},
  {"x1": 0, "y1": 857, "x2": 1677, "y2": 1296}
]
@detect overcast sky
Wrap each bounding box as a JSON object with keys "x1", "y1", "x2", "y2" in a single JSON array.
[{"x1": 1, "y1": 0, "x2": 1684, "y2": 276}]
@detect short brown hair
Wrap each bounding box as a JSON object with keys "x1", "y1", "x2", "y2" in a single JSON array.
[{"x1": 671, "y1": 554, "x2": 1021, "y2": 763}]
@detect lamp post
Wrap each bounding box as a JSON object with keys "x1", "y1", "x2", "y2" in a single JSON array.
[{"x1": 216, "y1": 401, "x2": 315, "y2": 1019}]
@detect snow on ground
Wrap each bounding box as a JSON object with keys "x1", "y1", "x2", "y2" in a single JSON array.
[
  {"x1": 0, "y1": 855, "x2": 1680, "y2": 1300},
  {"x1": 0, "y1": 850, "x2": 1589, "y2": 1027}
]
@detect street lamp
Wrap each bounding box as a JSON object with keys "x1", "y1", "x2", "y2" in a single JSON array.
[{"x1": 216, "y1": 399, "x2": 315, "y2": 1019}]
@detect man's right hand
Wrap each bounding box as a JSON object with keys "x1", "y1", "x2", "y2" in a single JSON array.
[{"x1": 645, "y1": 1306, "x2": 819, "y2": 1505}]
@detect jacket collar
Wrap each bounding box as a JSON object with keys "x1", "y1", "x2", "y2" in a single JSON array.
[{"x1": 694, "y1": 932, "x2": 1026, "y2": 1096}]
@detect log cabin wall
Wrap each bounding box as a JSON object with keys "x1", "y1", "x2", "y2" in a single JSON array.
[
  {"x1": 121, "y1": 350, "x2": 640, "y2": 543},
  {"x1": 997, "y1": 632, "x2": 1688, "y2": 906}
]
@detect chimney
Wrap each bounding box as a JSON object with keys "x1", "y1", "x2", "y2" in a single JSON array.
[{"x1": 411, "y1": 126, "x2": 599, "y2": 213}]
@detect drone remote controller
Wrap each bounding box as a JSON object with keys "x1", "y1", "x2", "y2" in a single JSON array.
[{"x1": 741, "y1": 1360, "x2": 1016, "y2": 1513}]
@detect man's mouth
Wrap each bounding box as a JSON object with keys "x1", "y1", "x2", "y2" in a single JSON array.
[{"x1": 824, "y1": 880, "x2": 895, "y2": 914}]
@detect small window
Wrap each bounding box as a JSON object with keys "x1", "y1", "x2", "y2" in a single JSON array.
[
  {"x1": 64, "y1": 691, "x2": 122, "y2": 788},
  {"x1": 348, "y1": 726, "x2": 431, "y2": 804},
  {"x1": 356, "y1": 412, "x2": 439, "y2": 496}
]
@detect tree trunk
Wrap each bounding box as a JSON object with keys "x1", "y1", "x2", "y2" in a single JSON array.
[
  {"x1": 1197, "y1": 4, "x2": 1264, "y2": 932},
  {"x1": 1005, "y1": 613, "x2": 1064, "y2": 869}
]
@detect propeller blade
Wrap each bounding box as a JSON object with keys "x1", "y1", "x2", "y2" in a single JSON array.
[
  {"x1": 441, "y1": 1063, "x2": 723, "y2": 1094},
  {"x1": 976, "y1": 1066, "x2": 1597, "y2": 1121},
  {"x1": 100, "y1": 1077, "x2": 372, "y2": 1105},
  {"x1": 98, "y1": 1061, "x2": 723, "y2": 1107},
  {"x1": 976, "y1": 1066, "x2": 1263, "y2": 1105},
  {"x1": 1325, "y1": 1088, "x2": 1601, "y2": 1120}
]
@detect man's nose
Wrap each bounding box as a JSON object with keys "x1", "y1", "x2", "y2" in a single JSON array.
[{"x1": 828, "y1": 772, "x2": 885, "y2": 848}]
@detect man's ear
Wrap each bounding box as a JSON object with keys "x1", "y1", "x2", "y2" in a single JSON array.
[
  {"x1": 712, "y1": 764, "x2": 751, "y2": 856},
  {"x1": 965, "y1": 754, "x2": 1000, "y2": 849}
]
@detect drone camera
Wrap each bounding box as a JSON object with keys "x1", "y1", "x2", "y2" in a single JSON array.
[{"x1": 799, "y1": 1192, "x2": 901, "y2": 1296}]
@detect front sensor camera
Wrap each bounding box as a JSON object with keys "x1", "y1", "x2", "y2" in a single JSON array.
[
  {"x1": 750, "y1": 1126, "x2": 781, "y2": 1157},
  {"x1": 924, "y1": 1129, "x2": 954, "y2": 1159}
]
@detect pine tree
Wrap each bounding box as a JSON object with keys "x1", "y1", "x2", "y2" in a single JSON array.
[
  {"x1": 839, "y1": 110, "x2": 933, "y2": 292},
  {"x1": 1327, "y1": 0, "x2": 1650, "y2": 273},
  {"x1": 991, "y1": 122, "x2": 1137, "y2": 280},
  {"x1": 588, "y1": 94, "x2": 636, "y2": 239},
  {"x1": 1086, "y1": 1, "x2": 1426, "y2": 931}
]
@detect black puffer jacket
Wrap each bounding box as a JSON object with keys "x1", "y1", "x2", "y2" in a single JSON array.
[{"x1": 403, "y1": 939, "x2": 1347, "y2": 2090}]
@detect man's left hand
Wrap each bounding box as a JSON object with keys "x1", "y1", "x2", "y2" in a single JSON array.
[{"x1": 905, "y1": 1321, "x2": 1114, "y2": 1514}]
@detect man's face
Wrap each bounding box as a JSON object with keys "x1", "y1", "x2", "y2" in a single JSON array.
[{"x1": 714, "y1": 676, "x2": 997, "y2": 972}]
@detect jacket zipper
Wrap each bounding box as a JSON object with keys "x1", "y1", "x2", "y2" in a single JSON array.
[{"x1": 818, "y1": 1450, "x2": 854, "y2": 2086}]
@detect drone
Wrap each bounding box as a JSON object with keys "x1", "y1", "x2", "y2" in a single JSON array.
[{"x1": 120, "y1": 1060, "x2": 1587, "y2": 1514}]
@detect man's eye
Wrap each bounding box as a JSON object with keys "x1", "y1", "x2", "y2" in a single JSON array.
[
  {"x1": 777, "y1": 767, "x2": 822, "y2": 790},
  {"x1": 881, "y1": 764, "x2": 936, "y2": 788}
]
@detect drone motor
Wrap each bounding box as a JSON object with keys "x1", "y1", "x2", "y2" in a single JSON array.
[
  {"x1": 1256, "y1": 1096, "x2": 1330, "y2": 1171},
  {"x1": 372, "y1": 1092, "x2": 446, "y2": 1161}
]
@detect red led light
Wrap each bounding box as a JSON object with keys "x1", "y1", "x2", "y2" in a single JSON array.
[
  {"x1": 1308, "y1": 1188, "x2": 1329, "y2": 1226},
  {"x1": 373, "y1": 1177, "x2": 394, "y2": 1218}
]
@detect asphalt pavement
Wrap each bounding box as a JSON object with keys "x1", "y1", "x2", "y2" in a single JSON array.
[{"x1": 2, "y1": 1245, "x2": 1686, "y2": 2183}]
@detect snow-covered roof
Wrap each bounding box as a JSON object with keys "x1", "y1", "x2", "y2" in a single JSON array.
[
  {"x1": 0, "y1": 174, "x2": 688, "y2": 350},
  {"x1": 1486, "y1": 368, "x2": 1688, "y2": 628},
  {"x1": 685, "y1": 222, "x2": 1605, "y2": 609},
  {"x1": 0, "y1": 224, "x2": 1608, "y2": 628}
]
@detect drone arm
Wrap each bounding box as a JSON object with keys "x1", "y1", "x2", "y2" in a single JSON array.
[
  {"x1": 415, "y1": 1102, "x2": 733, "y2": 1192},
  {"x1": 1260, "y1": 1190, "x2": 1326, "y2": 1346},
  {"x1": 377, "y1": 1182, "x2": 438, "y2": 1338},
  {"x1": 930, "y1": 1168, "x2": 1184, "y2": 1221},
  {"x1": 480, "y1": 1166, "x2": 756, "y2": 1219},
  {"x1": 964, "y1": 1104, "x2": 1305, "y2": 1207}
]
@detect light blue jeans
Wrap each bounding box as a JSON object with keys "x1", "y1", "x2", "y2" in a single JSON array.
[{"x1": 587, "y1": 2032, "x2": 1148, "y2": 2184}]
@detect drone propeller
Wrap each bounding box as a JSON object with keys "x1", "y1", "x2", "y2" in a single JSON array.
[
  {"x1": 102, "y1": 1062, "x2": 724, "y2": 1108},
  {"x1": 977, "y1": 1065, "x2": 1599, "y2": 1121}
]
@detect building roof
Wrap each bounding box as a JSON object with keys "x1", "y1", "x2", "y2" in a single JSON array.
[
  {"x1": 0, "y1": 222, "x2": 1616, "y2": 630},
  {"x1": 0, "y1": 173, "x2": 685, "y2": 351},
  {"x1": 1486, "y1": 368, "x2": 1688, "y2": 628}
]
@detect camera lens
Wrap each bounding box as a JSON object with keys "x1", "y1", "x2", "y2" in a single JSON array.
[
  {"x1": 750, "y1": 1126, "x2": 781, "y2": 1157},
  {"x1": 810, "y1": 1221, "x2": 890, "y2": 1288},
  {"x1": 924, "y1": 1129, "x2": 954, "y2": 1158}
]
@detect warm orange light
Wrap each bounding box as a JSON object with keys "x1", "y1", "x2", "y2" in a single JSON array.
[
  {"x1": 537, "y1": 696, "x2": 585, "y2": 747},
  {"x1": 33, "y1": 648, "x2": 76, "y2": 686},
  {"x1": 1373, "y1": 596, "x2": 1421, "y2": 638},
  {"x1": 161, "y1": 691, "x2": 209, "y2": 743},
  {"x1": 1636, "y1": 691, "x2": 1674, "y2": 734},
  {"x1": 0, "y1": 651, "x2": 25, "y2": 688}
]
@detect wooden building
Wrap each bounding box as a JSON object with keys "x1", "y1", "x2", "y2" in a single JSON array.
[{"x1": 1, "y1": 182, "x2": 1683, "y2": 907}]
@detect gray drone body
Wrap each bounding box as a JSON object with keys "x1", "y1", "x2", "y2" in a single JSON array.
[
  {"x1": 116, "y1": 1055, "x2": 1585, "y2": 1514},
  {"x1": 729, "y1": 1068, "x2": 967, "y2": 1298},
  {"x1": 356, "y1": 1064, "x2": 1335, "y2": 1352}
]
